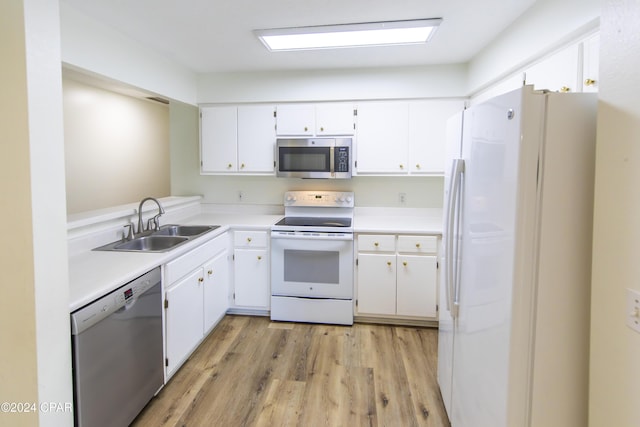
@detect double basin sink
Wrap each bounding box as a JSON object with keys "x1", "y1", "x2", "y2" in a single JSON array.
[{"x1": 94, "y1": 225, "x2": 220, "y2": 253}]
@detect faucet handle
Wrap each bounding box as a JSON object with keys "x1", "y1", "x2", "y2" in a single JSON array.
[
  {"x1": 123, "y1": 223, "x2": 135, "y2": 240},
  {"x1": 149, "y1": 214, "x2": 162, "y2": 231}
]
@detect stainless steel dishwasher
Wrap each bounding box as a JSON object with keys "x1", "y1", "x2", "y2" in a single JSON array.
[{"x1": 71, "y1": 267, "x2": 163, "y2": 427}]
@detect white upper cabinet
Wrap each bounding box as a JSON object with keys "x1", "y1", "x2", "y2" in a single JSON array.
[
  {"x1": 408, "y1": 100, "x2": 465, "y2": 175},
  {"x1": 276, "y1": 104, "x2": 315, "y2": 136},
  {"x1": 276, "y1": 103, "x2": 355, "y2": 136},
  {"x1": 200, "y1": 105, "x2": 275, "y2": 175},
  {"x1": 201, "y1": 99, "x2": 463, "y2": 176},
  {"x1": 315, "y1": 103, "x2": 355, "y2": 135},
  {"x1": 525, "y1": 43, "x2": 580, "y2": 93},
  {"x1": 356, "y1": 101, "x2": 410, "y2": 174},
  {"x1": 524, "y1": 32, "x2": 601, "y2": 94},
  {"x1": 582, "y1": 32, "x2": 600, "y2": 93},
  {"x1": 200, "y1": 106, "x2": 237, "y2": 173},
  {"x1": 237, "y1": 105, "x2": 276, "y2": 173},
  {"x1": 357, "y1": 100, "x2": 462, "y2": 175}
]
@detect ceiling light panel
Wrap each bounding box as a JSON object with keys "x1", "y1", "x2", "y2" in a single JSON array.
[{"x1": 255, "y1": 19, "x2": 442, "y2": 51}]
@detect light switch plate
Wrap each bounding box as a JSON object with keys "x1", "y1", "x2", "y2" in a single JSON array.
[{"x1": 626, "y1": 288, "x2": 640, "y2": 334}]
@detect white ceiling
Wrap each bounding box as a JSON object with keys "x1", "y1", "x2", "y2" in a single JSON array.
[{"x1": 60, "y1": 0, "x2": 538, "y2": 74}]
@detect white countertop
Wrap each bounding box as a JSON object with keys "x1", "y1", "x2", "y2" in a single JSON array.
[
  {"x1": 68, "y1": 208, "x2": 442, "y2": 312},
  {"x1": 68, "y1": 213, "x2": 281, "y2": 312}
]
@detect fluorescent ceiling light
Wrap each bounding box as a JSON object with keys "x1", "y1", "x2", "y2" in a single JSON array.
[{"x1": 255, "y1": 19, "x2": 442, "y2": 51}]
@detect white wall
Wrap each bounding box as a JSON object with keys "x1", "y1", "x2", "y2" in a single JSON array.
[
  {"x1": 0, "y1": 1, "x2": 73, "y2": 426},
  {"x1": 590, "y1": 0, "x2": 640, "y2": 425},
  {"x1": 59, "y1": 2, "x2": 198, "y2": 105},
  {"x1": 467, "y1": 0, "x2": 601, "y2": 95},
  {"x1": 0, "y1": 4, "x2": 39, "y2": 425},
  {"x1": 197, "y1": 65, "x2": 467, "y2": 104},
  {"x1": 63, "y1": 77, "x2": 170, "y2": 214}
]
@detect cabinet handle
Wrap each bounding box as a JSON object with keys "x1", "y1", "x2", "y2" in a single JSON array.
[
  {"x1": 304, "y1": 126, "x2": 308, "y2": 132},
  {"x1": 198, "y1": 277, "x2": 204, "y2": 283},
  {"x1": 416, "y1": 243, "x2": 421, "y2": 248},
  {"x1": 320, "y1": 126, "x2": 324, "y2": 132},
  {"x1": 247, "y1": 237, "x2": 252, "y2": 243},
  {"x1": 257, "y1": 255, "x2": 262, "y2": 260},
  {"x1": 403, "y1": 261, "x2": 408, "y2": 267},
  {"x1": 584, "y1": 78, "x2": 597, "y2": 86},
  {"x1": 227, "y1": 163, "x2": 233, "y2": 168},
  {"x1": 399, "y1": 164, "x2": 404, "y2": 169},
  {"x1": 208, "y1": 269, "x2": 213, "y2": 275},
  {"x1": 374, "y1": 242, "x2": 379, "y2": 247},
  {"x1": 559, "y1": 86, "x2": 571, "y2": 93},
  {"x1": 241, "y1": 163, "x2": 245, "y2": 169},
  {"x1": 416, "y1": 164, "x2": 421, "y2": 169},
  {"x1": 387, "y1": 261, "x2": 392, "y2": 267}
]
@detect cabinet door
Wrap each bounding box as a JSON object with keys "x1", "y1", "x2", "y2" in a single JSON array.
[
  {"x1": 525, "y1": 44, "x2": 580, "y2": 93},
  {"x1": 234, "y1": 248, "x2": 270, "y2": 307},
  {"x1": 409, "y1": 100, "x2": 464, "y2": 175},
  {"x1": 203, "y1": 251, "x2": 229, "y2": 333},
  {"x1": 397, "y1": 255, "x2": 437, "y2": 318},
  {"x1": 276, "y1": 104, "x2": 315, "y2": 136},
  {"x1": 356, "y1": 102, "x2": 409, "y2": 174},
  {"x1": 200, "y1": 106, "x2": 238, "y2": 172},
  {"x1": 238, "y1": 105, "x2": 276, "y2": 173},
  {"x1": 582, "y1": 33, "x2": 599, "y2": 93},
  {"x1": 165, "y1": 269, "x2": 204, "y2": 376},
  {"x1": 357, "y1": 253, "x2": 397, "y2": 315},
  {"x1": 315, "y1": 103, "x2": 355, "y2": 135}
]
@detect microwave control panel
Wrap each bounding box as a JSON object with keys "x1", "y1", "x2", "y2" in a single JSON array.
[{"x1": 335, "y1": 146, "x2": 349, "y2": 172}]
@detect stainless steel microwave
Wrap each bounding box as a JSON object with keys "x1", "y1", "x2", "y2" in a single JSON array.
[{"x1": 276, "y1": 138, "x2": 352, "y2": 179}]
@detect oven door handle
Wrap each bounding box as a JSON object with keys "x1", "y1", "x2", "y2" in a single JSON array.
[{"x1": 271, "y1": 232, "x2": 353, "y2": 241}]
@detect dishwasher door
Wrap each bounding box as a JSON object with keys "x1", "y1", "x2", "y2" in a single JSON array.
[{"x1": 71, "y1": 268, "x2": 163, "y2": 427}]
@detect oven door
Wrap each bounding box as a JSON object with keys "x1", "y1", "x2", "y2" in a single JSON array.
[{"x1": 271, "y1": 232, "x2": 354, "y2": 299}]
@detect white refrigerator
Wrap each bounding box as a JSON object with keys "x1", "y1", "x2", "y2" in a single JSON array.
[{"x1": 437, "y1": 86, "x2": 597, "y2": 427}]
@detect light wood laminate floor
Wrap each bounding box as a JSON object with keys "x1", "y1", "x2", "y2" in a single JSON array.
[{"x1": 132, "y1": 315, "x2": 450, "y2": 427}]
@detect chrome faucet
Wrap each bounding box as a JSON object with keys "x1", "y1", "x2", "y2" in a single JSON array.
[{"x1": 137, "y1": 197, "x2": 165, "y2": 234}]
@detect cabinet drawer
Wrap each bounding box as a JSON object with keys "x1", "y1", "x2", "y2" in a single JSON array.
[
  {"x1": 165, "y1": 235, "x2": 228, "y2": 285},
  {"x1": 397, "y1": 235, "x2": 438, "y2": 254},
  {"x1": 234, "y1": 230, "x2": 268, "y2": 247},
  {"x1": 358, "y1": 234, "x2": 395, "y2": 252}
]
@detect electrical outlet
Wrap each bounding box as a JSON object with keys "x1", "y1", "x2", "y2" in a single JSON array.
[
  {"x1": 399, "y1": 192, "x2": 407, "y2": 204},
  {"x1": 626, "y1": 288, "x2": 640, "y2": 334}
]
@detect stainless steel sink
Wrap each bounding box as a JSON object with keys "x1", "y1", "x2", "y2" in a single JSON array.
[
  {"x1": 114, "y1": 236, "x2": 188, "y2": 251},
  {"x1": 93, "y1": 224, "x2": 220, "y2": 253},
  {"x1": 152, "y1": 224, "x2": 219, "y2": 237}
]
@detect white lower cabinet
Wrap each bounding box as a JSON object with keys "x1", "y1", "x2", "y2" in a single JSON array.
[
  {"x1": 165, "y1": 268, "x2": 205, "y2": 376},
  {"x1": 396, "y1": 254, "x2": 438, "y2": 317},
  {"x1": 357, "y1": 253, "x2": 397, "y2": 315},
  {"x1": 356, "y1": 234, "x2": 438, "y2": 319},
  {"x1": 203, "y1": 250, "x2": 230, "y2": 332},
  {"x1": 164, "y1": 234, "x2": 229, "y2": 377},
  {"x1": 232, "y1": 230, "x2": 270, "y2": 309}
]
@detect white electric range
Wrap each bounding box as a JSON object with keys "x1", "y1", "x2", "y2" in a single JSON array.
[{"x1": 270, "y1": 191, "x2": 354, "y2": 325}]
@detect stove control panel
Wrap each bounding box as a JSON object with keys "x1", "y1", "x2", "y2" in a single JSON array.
[{"x1": 284, "y1": 191, "x2": 354, "y2": 208}]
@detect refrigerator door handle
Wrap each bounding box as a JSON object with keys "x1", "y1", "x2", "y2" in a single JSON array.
[{"x1": 446, "y1": 158, "x2": 465, "y2": 318}]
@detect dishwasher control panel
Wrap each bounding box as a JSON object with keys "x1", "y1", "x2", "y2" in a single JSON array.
[
  {"x1": 71, "y1": 268, "x2": 161, "y2": 335},
  {"x1": 114, "y1": 277, "x2": 155, "y2": 306}
]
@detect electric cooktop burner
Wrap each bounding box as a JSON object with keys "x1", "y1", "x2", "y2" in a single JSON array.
[{"x1": 274, "y1": 217, "x2": 352, "y2": 228}]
